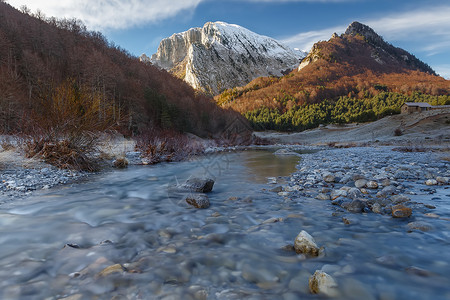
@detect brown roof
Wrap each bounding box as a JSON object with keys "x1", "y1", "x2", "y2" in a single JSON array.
[{"x1": 403, "y1": 102, "x2": 432, "y2": 108}]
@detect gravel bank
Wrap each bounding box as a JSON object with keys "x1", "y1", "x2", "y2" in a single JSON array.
[{"x1": 280, "y1": 146, "x2": 449, "y2": 217}]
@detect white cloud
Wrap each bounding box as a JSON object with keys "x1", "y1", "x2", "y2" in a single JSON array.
[
  {"x1": 6, "y1": 0, "x2": 203, "y2": 30},
  {"x1": 434, "y1": 65, "x2": 450, "y2": 80},
  {"x1": 281, "y1": 25, "x2": 345, "y2": 52},
  {"x1": 281, "y1": 5, "x2": 450, "y2": 56}
]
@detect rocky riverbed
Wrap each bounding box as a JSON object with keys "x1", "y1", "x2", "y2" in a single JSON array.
[{"x1": 279, "y1": 147, "x2": 449, "y2": 219}]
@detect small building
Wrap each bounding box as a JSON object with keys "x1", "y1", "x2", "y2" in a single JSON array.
[{"x1": 401, "y1": 102, "x2": 432, "y2": 114}]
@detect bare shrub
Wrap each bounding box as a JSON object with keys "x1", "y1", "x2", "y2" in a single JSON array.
[
  {"x1": 135, "y1": 129, "x2": 205, "y2": 164},
  {"x1": 113, "y1": 157, "x2": 128, "y2": 168},
  {"x1": 25, "y1": 138, "x2": 99, "y2": 171},
  {"x1": 394, "y1": 128, "x2": 403, "y2": 136}
]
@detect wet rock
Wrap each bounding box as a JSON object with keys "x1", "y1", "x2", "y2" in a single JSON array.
[
  {"x1": 270, "y1": 186, "x2": 283, "y2": 193},
  {"x1": 183, "y1": 177, "x2": 215, "y2": 193},
  {"x1": 97, "y1": 264, "x2": 124, "y2": 277},
  {"x1": 355, "y1": 179, "x2": 367, "y2": 189},
  {"x1": 309, "y1": 270, "x2": 338, "y2": 297},
  {"x1": 323, "y1": 173, "x2": 336, "y2": 183},
  {"x1": 436, "y1": 176, "x2": 449, "y2": 185},
  {"x1": 391, "y1": 204, "x2": 412, "y2": 218},
  {"x1": 391, "y1": 195, "x2": 410, "y2": 204},
  {"x1": 262, "y1": 217, "x2": 283, "y2": 224},
  {"x1": 366, "y1": 181, "x2": 379, "y2": 189},
  {"x1": 331, "y1": 189, "x2": 347, "y2": 200},
  {"x1": 316, "y1": 193, "x2": 330, "y2": 200},
  {"x1": 405, "y1": 266, "x2": 433, "y2": 277},
  {"x1": 346, "y1": 200, "x2": 366, "y2": 213},
  {"x1": 294, "y1": 230, "x2": 319, "y2": 256},
  {"x1": 331, "y1": 198, "x2": 344, "y2": 206},
  {"x1": 352, "y1": 174, "x2": 366, "y2": 181},
  {"x1": 347, "y1": 188, "x2": 363, "y2": 200},
  {"x1": 185, "y1": 194, "x2": 210, "y2": 209},
  {"x1": 378, "y1": 185, "x2": 397, "y2": 197},
  {"x1": 371, "y1": 202, "x2": 383, "y2": 214},
  {"x1": 407, "y1": 221, "x2": 433, "y2": 232},
  {"x1": 425, "y1": 179, "x2": 438, "y2": 186}
]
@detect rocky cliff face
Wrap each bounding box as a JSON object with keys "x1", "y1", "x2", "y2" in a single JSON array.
[{"x1": 148, "y1": 21, "x2": 305, "y2": 95}]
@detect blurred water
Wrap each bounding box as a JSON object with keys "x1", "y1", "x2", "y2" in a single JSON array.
[{"x1": 0, "y1": 149, "x2": 449, "y2": 299}]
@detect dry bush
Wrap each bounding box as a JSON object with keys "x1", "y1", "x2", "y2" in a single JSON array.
[
  {"x1": 135, "y1": 129, "x2": 205, "y2": 164},
  {"x1": 25, "y1": 138, "x2": 99, "y2": 171},
  {"x1": 394, "y1": 128, "x2": 403, "y2": 136},
  {"x1": 23, "y1": 79, "x2": 117, "y2": 171},
  {"x1": 113, "y1": 157, "x2": 128, "y2": 168}
]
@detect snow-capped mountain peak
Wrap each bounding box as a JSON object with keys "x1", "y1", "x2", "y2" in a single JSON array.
[{"x1": 148, "y1": 21, "x2": 304, "y2": 95}]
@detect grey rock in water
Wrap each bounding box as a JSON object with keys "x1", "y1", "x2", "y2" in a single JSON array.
[
  {"x1": 355, "y1": 179, "x2": 368, "y2": 189},
  {"x1": 346, "y1": 200, "x2": 366, "y2": 213},
  {"x1": 183, "y1": 178, "x2": 215, "y2": 193},
  {"x1": 407, "y1": 221, "x2": 433, "y2": 232},
  {"x1": 323, "y1": 173, "x2": 336, "y2": 183},
  {"x1": 185, "y1": 194, "x2": 210, "y2": 209}
]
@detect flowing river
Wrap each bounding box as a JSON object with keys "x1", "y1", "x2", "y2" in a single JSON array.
[{"x1": 0, "y1": 148, "x2": 449, "y2": 299}]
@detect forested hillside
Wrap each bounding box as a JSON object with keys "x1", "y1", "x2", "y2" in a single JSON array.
[
  {"x1": 216, "y1": 22, "x2": 450, "y2": 131},
  {"x1": 0, "y1": 2, "x2": 244, "y2": 138}
]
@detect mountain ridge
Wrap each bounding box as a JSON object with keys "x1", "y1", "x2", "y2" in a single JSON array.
[{"x1": 147, "y1": 21, "x2": 305, "y2": 95}]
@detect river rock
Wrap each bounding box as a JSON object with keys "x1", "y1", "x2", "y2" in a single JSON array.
[
  {"x1": 391, "y1": 194, "x2": 410, "y2": 204},
  {"x1": 316, "y1": 193, "x2": 331, "y2": 200},
  {"x1": 331, "y1": 189, "x2": 347, "y2": 200},
  {"x1": 407, "y1": 221, "x2": 433, "y2": 232},
  {"x1": 436, "y1": 176, "x2": 449, "y2": 185},
  {"x1": 309, "y1": 270, "x2": 338, "y2": 297},
  {"x1": 366, "y1": 181, "x2": 378, "y2": 189},
  {"x1": 371, "y1": 202, "x2": 383, "y2": 214},
  {"x1": 323, "y1": 173, "x2": 336, "y2": 183},
  {"x1": 378, "y1": 185, "x2": 397, "y2": 197},
  {"x1": 391, "y1": 204, "x2": 412, "y2": 218},
  {"x1": 355, "y1": 179, "x2": 367, "y2": 189},
  {"x1": 347, "y1": 188, "x2": 363, "y2": 200},
  {"x1": 183, "y1": 178, "x2": 215, "y2": 193},
  {"x1": 425, "y1": 179, "x2": 438, "y2": 186},
  {"x1": 294, "y1": 230, "x2": 319, "y2": 256},
  {"x1": 185, "y1": 194, "x2": 210, "y2": 209},
  {"x1": 346, "y1": 200, "x2": 366, "y2": 213},
  {"x1": 97, "y1": 264, "x2": 124, "y2": 277}
]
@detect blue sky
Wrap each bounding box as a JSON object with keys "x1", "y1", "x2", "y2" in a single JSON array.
[{"x1": 7, "y1": 0, "x2": 450, "y2": 78}]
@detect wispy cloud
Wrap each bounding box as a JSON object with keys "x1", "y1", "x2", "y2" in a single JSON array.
[
  {"x1": 281, "y1": 5, "x2": 450, "y2": 55},
  {"x1": 434, "y1": 65, "x2": 450, "y2": 79},
  {"x1": 7, "y1": 0, "x2": 203, "y2": 30}
]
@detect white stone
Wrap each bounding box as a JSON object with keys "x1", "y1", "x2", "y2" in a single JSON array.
[
  {"x1": 309, "y1": 270, "x2": 339, "y2": 297},
  {"x1": 294, "y1": 230, "x2": 319, "y2": 256}
]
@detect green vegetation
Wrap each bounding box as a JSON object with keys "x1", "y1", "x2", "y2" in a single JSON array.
[{"x1": 244, "y1": 92, "x2": 450, "y2": 131}]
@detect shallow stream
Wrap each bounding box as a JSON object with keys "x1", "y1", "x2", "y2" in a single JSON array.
[{"x1": 0, "y1": 149, "x2": 449, "y2": 299}]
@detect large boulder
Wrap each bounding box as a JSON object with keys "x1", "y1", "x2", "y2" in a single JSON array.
[{"x1": 294, "y1": 230, "x2": 319, "y2": 256}]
